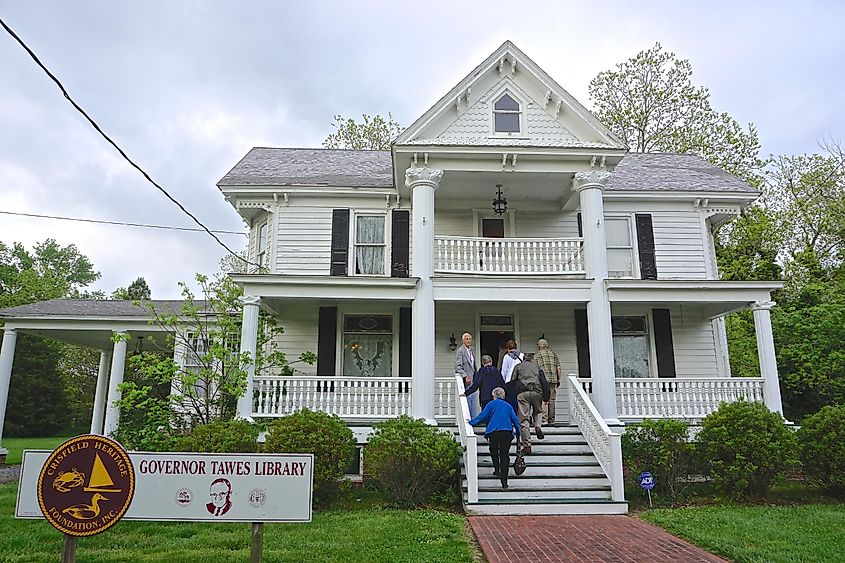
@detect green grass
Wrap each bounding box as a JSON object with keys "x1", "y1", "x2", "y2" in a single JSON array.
[
  {"x1": 2, "y1": 436, "x2": 73, "y2": 465},
  {"x1": 642, "y1": 504, "x2": 845, "y2": 563},
  {"x1": 0, "y1": 483, "x2": 477, "y2": 562}
]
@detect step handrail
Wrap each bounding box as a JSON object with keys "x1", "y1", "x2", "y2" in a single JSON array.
[
  {"x1": 567, "y1": 375, "x2": 625, "y2": 501},
  {"x1": 454, "y1": 374, "x2": 479, "y2": 503}
]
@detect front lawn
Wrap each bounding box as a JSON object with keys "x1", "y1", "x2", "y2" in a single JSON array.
[
  {"x1": 0, "y1": 483, "x2": 477, "y2": 562},
  {"x1": 642, "y1": 504, "x2": 845, "y2": 563},
  {"x1": 2, "y1": 436, "x2": 73, "y2": 465}
]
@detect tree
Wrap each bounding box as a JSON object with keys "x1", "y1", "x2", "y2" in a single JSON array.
[
  {"x1": 322, "y1": 113, "x2": 403, "y2": 150},
  {"x1": 589, "y1": 43, "x2": 764, "y2": 186},
  {"x1": 115, "y1": 273, "x2": 315, "y2": 447},
  {"x1": 111, "y1": 276, "x2": 152, "y2": 300}
]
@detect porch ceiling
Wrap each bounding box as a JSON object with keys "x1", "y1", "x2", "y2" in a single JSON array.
[
  {"x1": 606, "y1": 279, "x2": 784, "y2": 318},
  {"x1": 2, "y1": 318, "x2": 169, "y2": 351}
]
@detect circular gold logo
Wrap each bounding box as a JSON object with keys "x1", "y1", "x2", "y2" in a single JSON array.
[{"x1": 37, "y1": 435, "x2": 135, "y2": 537}]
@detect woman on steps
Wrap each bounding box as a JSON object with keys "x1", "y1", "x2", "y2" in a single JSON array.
[{"x1": 467, "y1": 387, "x2": 521, "y2": 489}]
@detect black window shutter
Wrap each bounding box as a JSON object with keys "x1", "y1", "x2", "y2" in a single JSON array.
[
  {"x1": 317, "y1": 307, "x2": 337, "y2": 376},
  {"x1": 635, "y1": 213, "x2": 657, "y2": 280},
  {"x1": 574, "y1": 309, "x2": 591, "y2": 378},
  {"x1": 652, "y1": 308, "x2": 676, "y2": 378},
  {"x1": 577, "y1": 212, "x2": 583, "y2": 238},
  {"x1": 391, "y1": 210, "x2": 410, "y2": 278},
  {"x1": 399, "y1": 307, "x2": 412, "y2": 379},
  {"x1": 330, "y1": 209, "x2": 350, "y2": 276}
]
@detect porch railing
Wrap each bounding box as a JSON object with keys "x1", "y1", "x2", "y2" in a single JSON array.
[
  {"x1": 577, "y1": 376, "x2": 766, "y2": 421},
  {"x1": 252, "y1": 375, "x2": 457, "y2": 420},
  {"x1": 435, "y1": 236, "x2": 584, "y2": 275},
  {"x1": 454, "y1": 374, "x2": 479, "y2": 503},
  {"x1": 567, "y1": 376, "x2": 624, "y2": 501}
]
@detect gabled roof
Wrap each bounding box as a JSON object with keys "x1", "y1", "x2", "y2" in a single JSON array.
[
  {"x1": 218, "y1": 148, "x2": 393, "y2": 188},
  {"x1": 394, "y1": 40, "x2": 626, "y2": 150},
  {"x1": 213, "y1": 148, "x2": 757, "y2": 194}
]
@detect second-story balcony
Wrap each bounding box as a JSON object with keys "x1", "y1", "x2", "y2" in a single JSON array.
[{"x1": 435, "y1": 236, "x2": 584, "y2": 275}]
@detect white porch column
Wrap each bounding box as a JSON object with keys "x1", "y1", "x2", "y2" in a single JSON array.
[
  {"x1": 236, "y1": 295, "x2": 261, "y2": 420},
  {"x1": 573, "y1": 171, "x2": 619, "y2": 424},
  {"x1": 406, "y1": 166, "x2": 443, "y2": 424},
  {"x1": 0, "y1": 327, "x2": 18, "y2": 457},
  {"x1": 90, "y1": 350, "x2": 112, "y2": 434},
  {"x1": 752, "y1": 301, "x2": 784, "y2": 415},
  {"x1": 103, "y1": 333, "x2": 129, "y2": 437}
]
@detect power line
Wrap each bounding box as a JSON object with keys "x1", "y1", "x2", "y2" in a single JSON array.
[
  {"x1": 0, "y1": 17, "x2": 259, "y2": 267},
  {"x1": 0, "y1": 210, "x2": 247, "y2": 236}
]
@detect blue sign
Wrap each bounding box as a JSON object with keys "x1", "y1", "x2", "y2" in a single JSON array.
[{"x1": 638, "y1": 471, "x2": 655, "y2": 491}]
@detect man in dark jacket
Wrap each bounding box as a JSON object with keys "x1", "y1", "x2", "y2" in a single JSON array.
[
  {"x1": 512, "y1": 353, "x2": 550, "y2": 454},
  {"x1": 464, "y1": 355, "x2": 506, "y2": 410}
]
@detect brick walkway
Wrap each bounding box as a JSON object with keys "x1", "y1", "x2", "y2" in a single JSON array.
[{"x1": 468, "y1": 515, "x2": 726, "y2": 563}]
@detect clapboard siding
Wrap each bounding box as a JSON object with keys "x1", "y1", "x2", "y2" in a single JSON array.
[
  {"x1": 651, "y1": 212, "x2": 707, "y2": 279},
  {"x1": 662, "y1": 305, "x2": 719, "y2": 377},
  {"x1": 435, "y1": 210, "x2": 475, "y2": 237},
  {"x1": 514, "y1": 211, "x2": 580, "y2": 238},
  {"x1": 269, "y1": 302, "x2": 319, "y2": 376},
  {"x1": 275, "y1": 206, "x2": 334, "y2": 275}
]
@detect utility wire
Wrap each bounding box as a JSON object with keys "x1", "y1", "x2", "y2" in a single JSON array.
[
  {"x1": 0, "y1": 17, "x2": 259, "y2": 267},
  {"x1": 0, "y1": 210, "x2": 247, "y2": 236}
]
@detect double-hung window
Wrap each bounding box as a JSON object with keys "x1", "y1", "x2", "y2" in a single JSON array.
[
  {"x1": 611, "y1": 316, "x2": 650, "y2": 378},
  {"x1": 606, "y1": 216, "x2": 635, "y2": 278},
  {"x1": 493, "y1": 93, "x2": 521, "y2": 134},
  {"x1": 256, "y1": 221, "x2": 268, "y2": 270},
  {"x1": 353, "y1": 214, "x2": 386, "y2": 275},
  {"x1": 342, "y1": 314, "x2": 393, "y2": 377}
]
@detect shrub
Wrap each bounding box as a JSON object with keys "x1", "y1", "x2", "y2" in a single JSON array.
[
  {"x1": 797, "y1": 405, "x2": 845, "y2": 497},
  {"x1": 365, "y1": 416, "x2": 462, "y2": 506},
  {"x1": 264, "y1": 409, "x2": 355, "y2": 504},
  {"x1": 697, "y1": 400, "x2": 798, "y2": 499},
  {"x1": 175, "y1": 419, "x2": 259, "y2": 453},
  {"x1": 622, "y1": 418, "x2": 693, "y2": 499}
]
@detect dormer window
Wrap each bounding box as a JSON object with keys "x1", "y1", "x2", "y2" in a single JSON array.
[{"x1": 493, "y1": 93, "x2": 521, "y2": 133}]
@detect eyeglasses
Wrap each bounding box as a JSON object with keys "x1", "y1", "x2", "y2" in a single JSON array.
[{"x1": 210, "y1": 492, "x2": 229, "y2": 500}]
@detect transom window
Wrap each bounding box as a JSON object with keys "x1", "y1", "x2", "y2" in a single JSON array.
[
  {"x1": 353, "y1": 214, "x2": 386, "y2": 275},
  {"x1": 606, "y1": 216, "x2": 635, "y2": 278},
  {"x1": 493, "y1": 93, "x2": 521, "y2": 133},
  {"x1": 611, "y1": 316, "x2": 650, "y2": 378},
  {"x1": 342, "y1": 315, "x2": 393, "y2": 377}
]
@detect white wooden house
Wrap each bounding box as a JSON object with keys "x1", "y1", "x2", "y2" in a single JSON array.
[{"x1": 0, "y1": 41, "x2": 784, "y2": 514}]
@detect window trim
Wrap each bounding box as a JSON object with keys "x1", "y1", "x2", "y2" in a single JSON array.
[
  {"x1": 605, "y1": 214, "x2": 639, "y2": 279},
  {"x1": 337, "y1": 306, "x2": 399, "y2": 377},
  {"x1": 348, "y1": 210, "x2": 390, "y2": 277},
  {"x1": 610, "y1": 313, "x2": 655, "y2": 378},
  {"x1": 256, "y1": 220, "x2": 269, "y2": 270},
  {"x1": 490, "y1": 90, "x2": 526, "y2": 137}
]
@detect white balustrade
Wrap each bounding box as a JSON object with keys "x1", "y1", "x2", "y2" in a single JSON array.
[
  {"x1": 435, "y1": 236, "x2": 584, "y2": 275},
  {"x1": 567, "y1": 376, "x2": 624, "y2": 502},
  {"x1": 577, "y1": 377, "x2": 767, "y2": 421},
  {"x1": 454, "y1": 374, "x2": 479, "y2": 504},
  {"x1": 252, "y1": 376, "x2": 457, "y2": 421}
]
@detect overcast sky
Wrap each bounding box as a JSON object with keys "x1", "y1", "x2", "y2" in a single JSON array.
[{"x1": 1, "y1": 1, "x2": 843, "y2": 299}]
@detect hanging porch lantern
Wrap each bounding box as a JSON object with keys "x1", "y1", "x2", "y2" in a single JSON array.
[{"x1": 492, "y1": 184, "x2": 508, "y2": 215}]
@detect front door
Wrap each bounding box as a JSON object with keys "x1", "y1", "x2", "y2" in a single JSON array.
[{"x1": 479, "y1": 314, "x2": 514, "y2": 371}]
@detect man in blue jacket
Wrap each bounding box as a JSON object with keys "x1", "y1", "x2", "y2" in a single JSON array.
[
  {"x1": 468, "y1": 387, "x2": 521, "y2": 489},
  {"x1": 464, "y1": 355, "x2": 506, "y2": 410}
]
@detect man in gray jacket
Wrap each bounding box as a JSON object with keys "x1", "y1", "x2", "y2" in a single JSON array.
[
  {"x1": 512, "y1": 353, "x2": 550, "y2": 454},
  {"x1": 455, "y1": 332, "x2": 480, "y2": 417}
]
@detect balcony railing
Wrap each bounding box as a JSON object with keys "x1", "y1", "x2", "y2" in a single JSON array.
[
  {"x1": 252, "y1": 376, "x2": 456, "y2": 421},
  {"x1": 577, "y1": 377, "x2": 766, "y2": 421},
  {"x1": 435, "y1": 236, "x2": 584, "y2": 275}
]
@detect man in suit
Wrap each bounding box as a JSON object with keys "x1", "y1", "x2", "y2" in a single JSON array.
[
  {"x1": 206, "y1": 477, "x2": 233, "y2": 517},
  {"x1": 455, "y1": 332, "x2": 480, "y2": 417}
]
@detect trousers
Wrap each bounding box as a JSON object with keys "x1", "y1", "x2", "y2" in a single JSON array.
[
  {"x1": 488, "y1": 430, "x2": 514, "y2": 485},
  {"x1": 517, "y1": 390, "x2": 543, "y2": 447}
]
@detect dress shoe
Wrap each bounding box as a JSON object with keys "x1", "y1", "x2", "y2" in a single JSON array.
[{"x1": 536, "y1": 427, "x2": 544, "y2": 440}]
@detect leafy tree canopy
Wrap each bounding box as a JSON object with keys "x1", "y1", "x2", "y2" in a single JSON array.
[
  {"x1": 112, "y1": 276, "x2": 152, "y2": 300},
  {"x1": 589, "y1": 43, "x2": 764, "y2": 186},
  {"x1": 322, "y1": 113, "x2": 403, "y2": 150}
]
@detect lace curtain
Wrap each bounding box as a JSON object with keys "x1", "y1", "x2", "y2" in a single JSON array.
[
  {"x1": 355, "y1": 215, "x2": 385, "y2": 275},
  {"x1": 612, "y1": 335, "x2": 650, "y2": 378},
  {"x1": 342, "y1": 333, "x2": 392, "y2": 377}
]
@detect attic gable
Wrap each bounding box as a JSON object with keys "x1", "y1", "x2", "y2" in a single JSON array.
[{"x1": 395, "y1": 41, "x2": 626, "y2": 150}]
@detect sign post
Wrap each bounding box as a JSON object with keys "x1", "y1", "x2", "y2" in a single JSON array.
[
  {"x1": 638, "y1": 471, "x2": 655, "y2": 508},
  {"x1": 251, "y1": 522, "x2": 264, "y2": 563}
]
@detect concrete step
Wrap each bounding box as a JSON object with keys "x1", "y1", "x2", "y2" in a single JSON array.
[
  {"x1": 467, "y1": 476, "x2": 612, "y2": 490},
  {"x1": 464, "y1": 499, "x2": 628, "y2": 516},
  {"x1": 475, "y1": 463, "x2": 604, "y2": 478},
  {"x1": 472, "y1": 433, "x2": 589, "y2": 445},
  {"x1": 469, "y1": 488, "x2": 612, "y2": 501},
  {"x1": 472, "y1": 425, "x2": 582, "y2": 435},
  {"x1": 474, "y1": 454, "x2": 598, "y2": 465}
]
